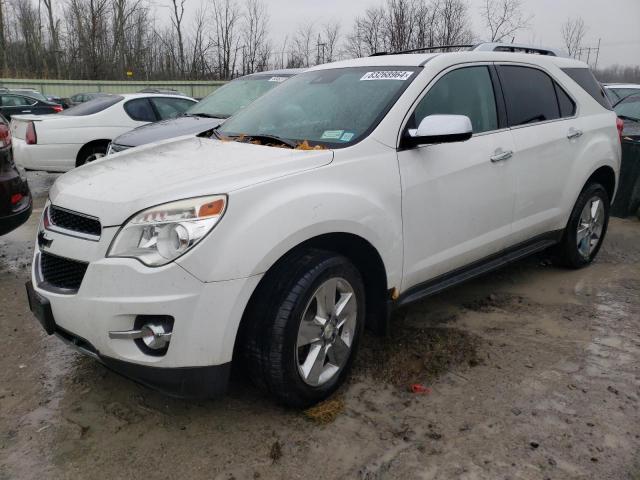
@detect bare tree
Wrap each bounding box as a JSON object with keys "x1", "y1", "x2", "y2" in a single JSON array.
[
  {"x1": 345, "y1": 6, "x2": 385, "y2": 57},
  {"x1": 561, "y1": 17, "x2": 587, "y2": 58},
  {"x1": 0, "y1": 0, "x2": 6, "y2": 75},
  {"x1": 170, "y1": 0, "x2": 186, "y2": 75},
  {"x1": 212, "y1": 0, "x2": 241, "y2": 79},
  {"x1": 242, "y1": 0, "x2": 269, "y2": 74},
  {"x1": 434, "y1": 0, "x2": 473, "y2": 46},
  {"x1": 481, "y1": 0, "x2": 531, "y2": 42},
  {"x1": 322, "y1": 20, "x2": 340, "y2": 63},
  {"x1": 292, "y1": 21, "x2": 315, "y2": 67}
]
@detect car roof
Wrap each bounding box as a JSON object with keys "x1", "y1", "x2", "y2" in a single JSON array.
[
  {"x1": 308, "y1": 51, "x2": 588, "y2": 71},
  {"x1": 119, "y1": 92, "x2": 196, "y2": 100}
]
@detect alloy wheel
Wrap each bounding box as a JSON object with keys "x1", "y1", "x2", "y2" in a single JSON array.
[
  {"x1": 295, "y1": 277, "x2": 357, "y2": 387},
  {"x1": 576, "y1": 196, "x2": 605, "y2": 258}
]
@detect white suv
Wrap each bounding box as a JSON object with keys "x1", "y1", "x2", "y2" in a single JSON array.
[{"x1": 26, "y1": 47, "x2": 621, "y2": 407}]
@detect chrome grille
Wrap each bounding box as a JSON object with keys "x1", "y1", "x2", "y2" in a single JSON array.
[{"x1": 49, "y1": 205, "x2": 101, "y2": 238}]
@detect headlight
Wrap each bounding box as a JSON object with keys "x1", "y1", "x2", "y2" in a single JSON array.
[{"x1": 107, "y1": 195, "x2": 227, "y2": 267}]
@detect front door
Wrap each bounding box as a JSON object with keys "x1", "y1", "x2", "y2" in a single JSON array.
[{"x1": 398, "y1": 64, "x2": 515, "y2": 292}]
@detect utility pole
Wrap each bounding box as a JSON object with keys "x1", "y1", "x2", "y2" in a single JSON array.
[
  {"x1": 594, "y1": 38, "x2": 601, "y2": 69},
  {"x1": 316, "y1": 35, "x2": 326, "y2": 65}
]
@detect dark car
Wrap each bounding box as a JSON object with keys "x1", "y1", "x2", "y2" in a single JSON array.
[
  {"x1": 108, "y1": 69, "x2": 303, "y2": 154},
  {"x1": 0, "y1": 113, "x2": 31, "y2": 235},
  {"x1": 614, "y1": 94, "x2": 640, "y2": 141},
  {"x1": 46, "y1": 95, "x2": 72, "y2": 109},
  {"x1": 0, "y1": 92, "x2": 63, "y2": 121}
]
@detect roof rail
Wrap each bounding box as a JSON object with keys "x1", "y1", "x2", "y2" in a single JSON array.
[
  {"x1": 370, "y1": 45, "x2": 474, "y2": 56},
  {"x1": 470, "y1": 42, "x2": 566, "y2": 57},
  {"x1": 370, "y1": 42, "x2": 567, "y2": 58}
]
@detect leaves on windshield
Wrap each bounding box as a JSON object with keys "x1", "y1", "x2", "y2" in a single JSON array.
[{"x1": 295, "y1": 140, "x2": 326, "y2": 150}]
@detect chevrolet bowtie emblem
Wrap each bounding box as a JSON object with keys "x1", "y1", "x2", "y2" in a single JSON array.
[{"x1": 38, "y1": 231, "x2": 53, "y2": 249}]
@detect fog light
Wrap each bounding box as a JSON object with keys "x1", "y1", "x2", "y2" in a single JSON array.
[{"x1": 141, "y1": 324, "x2": 171, "y2": 350}]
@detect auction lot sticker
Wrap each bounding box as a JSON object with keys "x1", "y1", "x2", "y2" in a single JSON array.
[{"x1": 360, "y1": 71, "x2": 414, "y2": 81}]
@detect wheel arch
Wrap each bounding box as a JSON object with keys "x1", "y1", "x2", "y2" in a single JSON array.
[
  {"x1": 584, "y1": 165, "x2": 616, "y2": 202},
  {"x1": 75, "y1": 139, "x2": 111, "y2": 167},
  {"x1": 232, "y1": 232, "x2": 391, "y2": 363}
]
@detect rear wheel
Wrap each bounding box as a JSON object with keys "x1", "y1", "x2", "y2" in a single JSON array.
[
  {"x1": 554, "y1": 183, "x2": 610, "y2": 268},
  {"x1": 77, "y1": 142, "x2": 108, "y2": 167},
  {"x1": 242, "y1": 249, "x2": 365, "y2": 408}
]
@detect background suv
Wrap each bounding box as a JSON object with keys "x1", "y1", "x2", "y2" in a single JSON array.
[{"x1": 27, "y1": 47, "x2": 620, "y2": 407}]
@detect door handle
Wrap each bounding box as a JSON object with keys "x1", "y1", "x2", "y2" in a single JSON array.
[
  {"x1": 567, "y1": 128, "x2": 583, "y2": 140},
  {"x1": 22, "y1": 110, "x2": 31, "y2": 113},
  {"x1": 490, "y1": 150, "x2": 513, "y2": 163}
]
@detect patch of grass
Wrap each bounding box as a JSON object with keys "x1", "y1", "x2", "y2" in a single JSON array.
[{"x1": 303, "y1": 397, "x2": 345, "y2": 425}]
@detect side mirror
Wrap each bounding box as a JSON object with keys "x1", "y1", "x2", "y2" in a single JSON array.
[{"x1": 404, "y1": 114, "x2": 473, "y2": 147}]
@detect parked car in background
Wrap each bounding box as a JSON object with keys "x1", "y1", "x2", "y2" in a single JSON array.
[
  {"x1": 604, "y1": 84, "x2": 640, "y2": 105},
  {"x1": 11, "y1": 93, "x2": 196, "y2": 172},
  {"x1": 25, "y1": 46, "x2": 620, "y2": 406},
  {"x1": 68, "y1": 92, "x2": 111, "y2": 107},
  {"x1": 46, "y1": 95, "x2": 72, "y2": 110},
  {"x1": 614, "y1": 94, "x2": 640, "y2": 141},
  {"x1": 0, "y1": 92, "x2": 63, "y2": 120},
  {"x1": 10, "y1": 89, "x2": 48, "y2": 102},
  {"x1": 108, "y1": 69, "x2": 302, "y2": 154},
  {"x1": 0, "y1": 112, "x2": 31, "y2": 235}
]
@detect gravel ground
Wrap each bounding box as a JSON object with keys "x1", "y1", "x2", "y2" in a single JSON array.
[{"x1": 0, "y1": 172, "x2": 639, "y2": 480}]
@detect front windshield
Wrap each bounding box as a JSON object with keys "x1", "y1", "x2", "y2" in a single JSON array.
[
  {"x1": 217, "y1": 67, "x2": 419, "y2": 148},
  {"x1": 615, "y1": 95, "x2": 640, "y2": 121},
  {"x1": 188, "y1": 74, "x2": 291, "y2": 118}
]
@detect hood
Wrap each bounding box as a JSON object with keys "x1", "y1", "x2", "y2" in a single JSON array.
[
  {"x1": 113, "y1": 115, "x2": 224, "y2": 148},
  {"x1": 49, "y1": 136, "x2": 333, "y2": 226}
]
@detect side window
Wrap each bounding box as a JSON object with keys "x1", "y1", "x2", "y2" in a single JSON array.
[
  {"x1": 561, "y1": 67, "x2": 612, "y2": 110},
  {"x1": 554, "y1": 83, "x2": 576, "y2": 118},
  {"x1": 150, "y1": 97, "x2": 195, "y2": 120},
  {"x1": 498, "y1": 66, "x2": 560, "y2": 126},
  {"x1": 1, "y1": 95, "x2": 32, "y2": 107},
  {"x1": 124, "y1": 98, "x2": 157, "y2": 122},
  {"x1": 413, "y1": 66, "x2": 498, "y2": 134}
]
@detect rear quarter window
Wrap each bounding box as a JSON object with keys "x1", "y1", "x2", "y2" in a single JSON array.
[
  {"x1": 61, "y1": 95, "x2": 124, "y2": 116},
  {"x1": 562, "y1": 68, "x2": 612, "y2": 110}
]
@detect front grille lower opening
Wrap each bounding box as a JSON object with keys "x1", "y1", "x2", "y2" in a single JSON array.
[{"x1": 39, "y1": 252, "x2": 89, "y2": 292}]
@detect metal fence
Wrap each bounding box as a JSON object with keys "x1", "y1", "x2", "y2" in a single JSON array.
[{"x1": 0, "y1": 78, "x2": 227, "y2": 99}]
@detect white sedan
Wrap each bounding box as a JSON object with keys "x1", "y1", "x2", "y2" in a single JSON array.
[{"x1": 10, "y1": 93, "x2": 196, "y2": 172}]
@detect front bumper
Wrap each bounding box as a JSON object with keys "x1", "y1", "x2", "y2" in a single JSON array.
[{"x1": 28, "y1": 230, "x2": 261, "y2": 398}]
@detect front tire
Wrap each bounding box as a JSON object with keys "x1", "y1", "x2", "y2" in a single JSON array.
[
  {"x1": 242, "y1": 249, "x2": 365, "y2": 408},
  {"x1": 554, "y1": 183, "x2": 610, "y2": 268}
]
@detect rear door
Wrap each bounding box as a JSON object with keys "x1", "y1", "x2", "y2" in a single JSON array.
[
  {"x1": 496, "y1": 64, "x2": 579, "y2": 245},
  {"x1": 122, "y1": 98, "x2": 158, "y2": 126}
]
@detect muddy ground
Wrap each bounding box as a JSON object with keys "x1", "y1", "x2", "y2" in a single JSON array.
[{"x1": 1, "y1": 172, "x2": 639, "y2": 480}]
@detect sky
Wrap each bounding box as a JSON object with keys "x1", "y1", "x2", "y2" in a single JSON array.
[{"x1": 164, "y1": 0, "x2": 640, "y2": 68}]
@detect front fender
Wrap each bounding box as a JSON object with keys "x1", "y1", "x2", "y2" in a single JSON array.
[{"x1": 176, "y1": 149, "x2": 403, "y2": 289}]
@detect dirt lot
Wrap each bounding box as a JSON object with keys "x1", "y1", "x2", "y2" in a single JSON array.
[{"x1": 1, "y1": 172, "x2": 639, "y2": 480}]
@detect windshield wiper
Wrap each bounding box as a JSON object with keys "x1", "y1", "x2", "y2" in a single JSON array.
[
  {"x1": 618, "y1": 114, "x2": 640, "y2": 123},
  {"x1": 241, "y1": 133, "x2": 298, "y2": 149},
  {"x1": 186, "y1": 112, "x2": 230, "y2": 119}
]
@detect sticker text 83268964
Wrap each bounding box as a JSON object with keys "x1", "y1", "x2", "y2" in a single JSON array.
[{"x1": 360, "y1": 71, "x2": 414, "y2": 81}]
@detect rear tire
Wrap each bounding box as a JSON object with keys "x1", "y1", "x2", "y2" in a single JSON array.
[
  {"x1": 242, "y1": 249, "x2": 365, "y2": 408},
  {"x1": 553, "y1": 183, "x2": 610, "y2": 268},
  {"x1": 76, "y1": 142, "x2": 108, "y2": 167}
]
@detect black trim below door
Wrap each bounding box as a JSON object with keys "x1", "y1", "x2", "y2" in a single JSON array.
[{"x1": 396, "y1": 230, "x2": 563, "y2": 308}]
